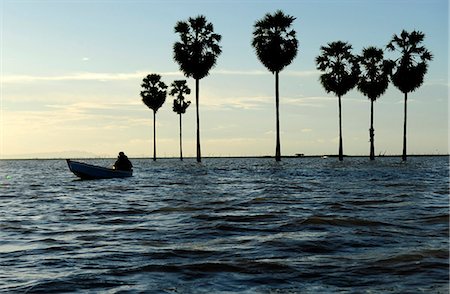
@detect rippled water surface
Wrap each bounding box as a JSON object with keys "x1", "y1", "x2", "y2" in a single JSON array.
[{"x1": 0, "y1": 157, "x2": 448, "y2": 293}]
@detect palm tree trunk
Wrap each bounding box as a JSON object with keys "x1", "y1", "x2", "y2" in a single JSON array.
[
  {"x1": 196, "y1": 78, "x2": 201, "y2": 163},
  {"x1": 370, "y1": 99, "x2": 375, "y2": 160},
  {"x1": 153, "y1": 110, "x2": 156, "y2": 162},
  {"x1": 338, "y1": 95, "x2": 343, "y2": 161},
  {"x1": 402, "y1": 92, "x2": 407, "y2": 161},
  {"x1": 275, "y1": 71, "x2": 281, "y2": 162},
  {"x1": 179, "y1": 113, "x2": 183, "y2": 161}
]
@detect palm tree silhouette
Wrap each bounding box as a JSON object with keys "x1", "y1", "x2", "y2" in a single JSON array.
[
  {"x1": 387, "y1": 30, "x2": 433, "y2": 161},
  {"x1": 357, "y1": 47, "x2": 393, "y2": 160},
  {"x1": 140, "y1": 74, "x2": 167, "y2": 161},
  {"x1": 173, "y1": 15, "x2": 222, "y2": 163},
  {"x1": 316, "y1": 41, "x2": 360, "y2": 161},
  {"x1": 170, "y1": 80, "x2": 191, "y2": 161},
  {"x1": 252, "y1": 10, "x2": 298, "y2": 161}
]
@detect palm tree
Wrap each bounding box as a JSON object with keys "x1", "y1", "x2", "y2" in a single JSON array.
[
  {"x1": 140, "y1": 74, "x2": 167, "y2": 161},
  {"x1": 170, "y1": 80, "x2": 191, "y2": 161},
  {"x1": 173, "y1": 15, "x2": 222, "y2": 163},
  {"x1": 357, "y1": 47, "x2": 393, "y2": 160},
  {"x1": 387, "y1": 30, "x2": 433, "y2": 161},
  {"x1": 316, "y1": 41, "x2": 360, "y2": 161},
  {"x1": 252, "y1": 10, "x2": 298, "y2": 161}
]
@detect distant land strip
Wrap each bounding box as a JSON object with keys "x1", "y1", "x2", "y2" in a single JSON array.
[{"x1": 1, "y1": 154, "x2": 448, "y2": 160}]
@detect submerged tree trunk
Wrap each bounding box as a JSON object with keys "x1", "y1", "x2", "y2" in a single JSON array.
[
  {"x1": 275, "y1": 71, "x2": 281, "y2": 162},
  {"x1": 179, "y1": 113, "x2": 183, "y2": 161},
  {"x1": 196, "y1": 78, "x2": 201, "y2": 163},
  {"x1": 153, "y1": 110, "x2": 156, "y2": 162},
  {"x1": 338, "y1": 95, "x2": 343, "y2": 161},
  {"x1": 370, "y1": 99, "x2": 375, "y2": 160},
  {"x1": 402, "y1": 92, "x2": 408, "y2": 161}
]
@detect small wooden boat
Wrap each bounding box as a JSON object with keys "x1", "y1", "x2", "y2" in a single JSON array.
[{"x1": 66, "y1": 159, "x2": 132, "y2": 180}]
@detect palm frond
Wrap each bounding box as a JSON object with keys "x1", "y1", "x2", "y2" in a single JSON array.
[
  {"x1": 140, "y1": 74, "x2": 167, "y2": 112},
  {"x1": 169, "y1": 80, "x2": 192, "y2": 114},
  {"x1": 316, "y1": 41, "x2": 359, "y2": 97},
  {"x1": 251, "y1": 10, "x2": 298, "y2": 73},
  {"x1": 173, "y1": 15, "x2": 222, "y2": 80},
  {"x1": 387, "y1": 30, "x2": 433, "y2": 93},
  {"x1": 357, "y1": 46, "x2": 391, "y2": 101},
  {"x1": 173, "y1": 99, "x2": 191, "y2": 114}
]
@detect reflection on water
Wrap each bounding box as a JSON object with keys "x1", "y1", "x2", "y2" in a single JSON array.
[{"x1": 0, "y1": 157, "x2": 448, "y2": 293}]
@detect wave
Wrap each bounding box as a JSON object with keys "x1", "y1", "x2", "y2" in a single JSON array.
[{"x1": 0, "y1": 157, "x2": 448, "y2": 293}]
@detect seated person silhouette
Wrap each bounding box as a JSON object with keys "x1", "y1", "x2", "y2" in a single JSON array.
[{"x1": 114, "y1": 152, "x2": 133, "y2": 171}]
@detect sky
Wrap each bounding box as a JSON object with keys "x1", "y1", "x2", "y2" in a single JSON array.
[{"x1": 1, "y1": 0, "x2": 448, "y2": 159}]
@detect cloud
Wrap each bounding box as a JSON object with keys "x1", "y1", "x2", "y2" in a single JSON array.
[
  {"x1": 2, "y1": 100, "x2": 151, "y2": 136},
  {"x1": 1, "y1": 71, "x2": 184, "y2": 84},
  {"x1": 424, "y1": 79, "x2": 450, "y2": 88},
  {"x1": 199, "y1": 95, "x2": 272, "y2": 110},
  {"x1": 211, "y1": 69, "x2": 319, "y2": 77},
  {"x1": 2, "y1": 69, "x2": 319, "y2": 84},
  {"x1": 283, "y1": 96, "x2": 333, "y2": 107},
  {"x1": 199, "y1": 94, "x2": 338, "y2": 110},
  {"x1": 45, "y1": 101, "x2": 141, "y2": 112},
  {"x1": 284, "y1": 70, "x2": 321, "y2": 77}
]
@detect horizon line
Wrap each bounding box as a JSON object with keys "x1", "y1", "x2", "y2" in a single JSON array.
[{"x1": 1, "y1": 154, "x2": 448, "y2": 161}]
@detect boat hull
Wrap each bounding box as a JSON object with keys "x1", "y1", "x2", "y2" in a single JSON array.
[{"x1": 66, "y1": 159, "x2": 132, "y2": 180}]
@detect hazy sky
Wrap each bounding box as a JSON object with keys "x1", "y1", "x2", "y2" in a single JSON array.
[{"x1": 1, "y1": 0, "x2": 448, "y2": 159}]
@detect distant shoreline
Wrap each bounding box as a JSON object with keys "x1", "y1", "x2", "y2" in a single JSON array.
[{"x1": 1, "y1": 154, "x2": 449, "y2": 160}]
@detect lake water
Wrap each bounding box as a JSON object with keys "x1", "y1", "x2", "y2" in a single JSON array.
[{"x1": 0, "y1": 157, "x2": 448, "y2": 293}]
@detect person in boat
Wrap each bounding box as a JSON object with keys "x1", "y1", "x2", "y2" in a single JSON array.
[{"x1": 114, "y1": 152, "x2": 133, "y2": 171}]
